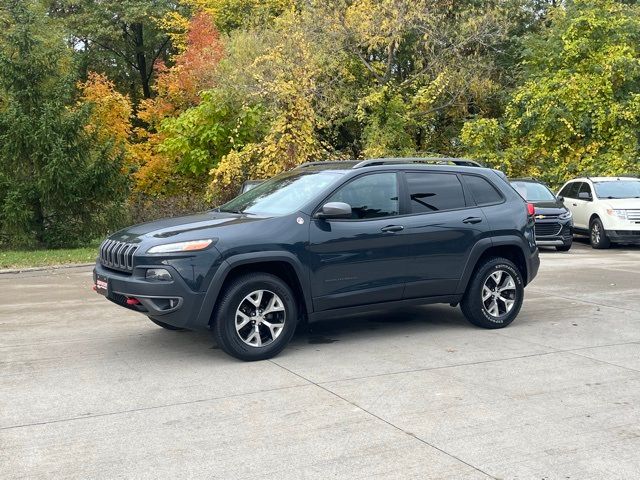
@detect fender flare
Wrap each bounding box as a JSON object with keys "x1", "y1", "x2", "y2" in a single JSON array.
[
  {"x1": 194, "y1": 251, "x2": 312, "y2": 328},
  {"x1": 455, "y1": 235, "x2": 529, "y2": 294}
]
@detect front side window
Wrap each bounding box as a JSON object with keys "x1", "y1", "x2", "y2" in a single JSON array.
[
  {"x1": 406, "y1": 173, "x2": 466, "y2": 213},
  {"x1": 560, "y1": 182, "x2": 580, "y2": 199},
  {"x1": 594, "y1": 180, "x2": 640, "y2": 199},
  {"x1": 327, "y1": 173, "x2": 399, "y2": 219},
  {"x1": 579, "y1": 182, "x2": 593, "y2": 199}
]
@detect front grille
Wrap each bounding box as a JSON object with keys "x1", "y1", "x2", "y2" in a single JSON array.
[
  {"x1": 626, "y1": 209, "x2": 640, "y2": 221},
  {"x1": 99, "y1": 239, "x2": 139, "y2": 272},
  {"x1": 535, "y1": 222, "x2": 562, "y2": 237}
]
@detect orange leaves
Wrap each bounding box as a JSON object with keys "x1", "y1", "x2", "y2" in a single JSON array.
[{"x1": 134, "y1": 12, "x2": 224, "y2": 195}]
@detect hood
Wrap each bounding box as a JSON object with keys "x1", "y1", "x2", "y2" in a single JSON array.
[
  {"x1": 531, "y1": 199, "x2": 567, "y2": 215},
  {"x1": 109, "y1": 211, "x2": 270, "y2": 243},
  {"x1": 599, "y1": 198, "x2": 640, "y2": 209}
]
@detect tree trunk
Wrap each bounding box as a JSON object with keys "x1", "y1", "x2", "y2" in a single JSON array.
[{"x1": 132, "y1": 23, "x2": 151, "y2": 98}]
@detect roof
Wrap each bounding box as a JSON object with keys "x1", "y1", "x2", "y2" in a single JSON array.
[
  {"x1": 295, "y1": 157, "x2": 484, "y2": 171},
  {"x1": 568, "y1": 176, "x2": 639, "y2": 183}
]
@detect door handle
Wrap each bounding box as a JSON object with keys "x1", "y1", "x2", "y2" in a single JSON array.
[
  {"x1": 381, "y1": 225, "x2": 404, "y2": 233},
  {"x1": 572, "y1": 203, "x2": 577, "y2": 206},
  {"x1": 462, "y1": 217, "x2": 483, "y2": 224}
]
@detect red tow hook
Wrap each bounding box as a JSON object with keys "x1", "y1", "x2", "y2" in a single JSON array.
[
  {"x1": 126, "y1": 297, "x2": 141, "y2": 305},
  {"x1": 92, "y1": 285, "x2": 97, "y2": 292}
]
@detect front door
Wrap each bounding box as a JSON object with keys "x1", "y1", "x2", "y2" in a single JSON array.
[
  {"x1": 307, "y1": 172, "x2": 407, "y2": 311},
  {"x1": 570, "y1": 182, "x2": 592, "y2": 229}
]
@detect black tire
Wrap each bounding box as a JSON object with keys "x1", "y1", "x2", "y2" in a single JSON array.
[
  {"x1": 590, "y1": 217, "x2": 611, "y2": 249},
  {"x1": 148, "y1": 317, "x2": 186, "y2": 331},
  {"x1": 212, "y1": 273, "x2": 298, "y2": 361},
  {"x1": 460, "y1": 257, "x2": 524, "y2": 329},
  {"x1": 556, "y1": 241, "x2": 572, "y2": 252}
]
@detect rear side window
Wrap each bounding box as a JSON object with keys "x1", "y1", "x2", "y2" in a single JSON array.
[
  {"x1": 405, "y1": 172, "x2": 466, "y2": 213},
  {"x1": 463, "y1": 175, "x2": 503, "y2": 206}
]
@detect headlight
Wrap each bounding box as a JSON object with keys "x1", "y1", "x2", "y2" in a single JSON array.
[
  {"x1": 147, "y1": 239, "x2": 215, "y2": 254},
  {"x1": 606, "y1": 209, "x2": 627, "y2": 220},
  {"x1": 559, "y1": 210, "x2": 572, "y2": 220}
]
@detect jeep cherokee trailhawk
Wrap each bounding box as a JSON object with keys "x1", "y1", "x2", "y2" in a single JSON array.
[{"x1": 94, "y1": 158, "x2": 540, "y2": 361}]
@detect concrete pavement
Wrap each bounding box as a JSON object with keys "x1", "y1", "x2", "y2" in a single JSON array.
[{"x1": 1, "y1": 241, "x2": 640, "y2": 479}]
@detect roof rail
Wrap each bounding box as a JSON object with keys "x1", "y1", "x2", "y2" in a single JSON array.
[
  {"x1": 352, "y1": 157, "x2": 483, "y2": 169},
  {"x1": 294, "y1": 160, "x2": 356, "y2": 169}
]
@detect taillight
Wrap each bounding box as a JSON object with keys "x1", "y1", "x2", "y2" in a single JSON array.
[{"x1": 527, "y1": 203, "x2": 535, "y2": 216}]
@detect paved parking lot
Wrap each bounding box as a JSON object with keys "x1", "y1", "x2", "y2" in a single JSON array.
[{"x1": 2, "y1": 241, "x2": 640, "y2": 479}]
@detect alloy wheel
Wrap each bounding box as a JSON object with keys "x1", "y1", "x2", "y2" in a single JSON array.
[
  {"x1": 235, "y1": 290, "x2": 286, "y2": 347},
  {"x1": 591, "y1": 222, "x2": 601, "y2": 245},
  {"x1": 482, "y1": 270, "x2": 517, "y2": 318}
]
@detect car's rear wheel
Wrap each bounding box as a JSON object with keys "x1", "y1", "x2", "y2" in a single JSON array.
[
  {"x1": 460, "y1": 257, "x2": 524, "y2": 329},
  {"x1": 212, "y1": 273, "x2": 298, "y2": 361},
  {"x1": 590, "y1": 217, "x2": 611, "y2": 249},
  {"x1": 148, "y1": 317, "x2": 186, "y2": 331}
]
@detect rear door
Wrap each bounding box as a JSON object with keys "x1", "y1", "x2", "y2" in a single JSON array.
[{"x1": 400, "y1": 171, "x2": 491, "y2": 299}]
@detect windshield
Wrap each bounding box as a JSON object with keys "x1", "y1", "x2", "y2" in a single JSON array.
[
  {"x1": 510, "y1": 181, "x2": 556, "y2": 202},
  {"x1": 219, "y1": 170, "x2": 343, "y2": 216},
  {"x1": 593, "y1": 180, "x2": 640, "y2": 199}
]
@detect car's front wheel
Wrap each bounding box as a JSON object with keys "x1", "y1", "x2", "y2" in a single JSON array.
[
  {"x1": 590, "y1": 217, "x2": 611, "y2": 249},
  {"x1": 212, "y1": 273, "x2": 298, "y2": 361},
  {"x1": 460, "y1": 257, "x2": 524, "y2": 329}
]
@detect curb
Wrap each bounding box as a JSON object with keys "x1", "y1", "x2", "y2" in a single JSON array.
[{"x1": 0, "y1": 263, "x2": 95, "y2": 275}]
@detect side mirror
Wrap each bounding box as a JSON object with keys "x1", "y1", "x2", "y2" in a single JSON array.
[
  {"x1": 315, "y1": 202, "x2": 352, "y2": 219},
  {"x1": 578, "y1": 191, "x2": 591, "y2": 200},
  {"x1": 556, "y1": 195, "x2": 564, "y2": 202}
]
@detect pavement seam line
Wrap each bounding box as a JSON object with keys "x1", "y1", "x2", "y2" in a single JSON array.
[
  {"x1": 525, "y1": 290, "x2": 640, "y2": 314},
  {"x1": 269, "y1": 359, "x2": 497, "y2": 480},
  {"x1": 567, "y1": 350, "x2": 640, "y2": 375},
  {"x1": 0, "y1": 383, "x2": 311, "y2": 431}
]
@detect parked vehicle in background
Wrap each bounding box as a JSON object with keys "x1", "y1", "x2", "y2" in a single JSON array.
[
  {"x1": 558, "y1": 177, "x2": 640, "y2": 248},
  {"x1": 94, "y1": 158, "x2": 539, "y2": 361},
  {"x1": 511, "y1": 178, "x2": 573, "y2": 251}
]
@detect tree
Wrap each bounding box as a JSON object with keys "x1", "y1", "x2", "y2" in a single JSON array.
[
  {"x1": 462, "y1": 0, "x2": 640, "y2": 183},
  {"x1": 48, "y1": 0, "x2": 184, "y2": 103},
  {"x1": 0, "y1": 0, "x2": 127, "y2": 247},
  {"x1": 132, "y1": 12, "x2": 227, "y2": 196}
]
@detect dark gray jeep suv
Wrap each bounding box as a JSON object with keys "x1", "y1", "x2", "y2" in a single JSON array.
[{"x1": 94, "y1": 158, "x2": 540, "y2": 361}]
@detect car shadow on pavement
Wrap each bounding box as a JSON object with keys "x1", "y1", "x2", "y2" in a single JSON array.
[{"x1": 291, "y1": 304, "x2": 470, "y2": 346}]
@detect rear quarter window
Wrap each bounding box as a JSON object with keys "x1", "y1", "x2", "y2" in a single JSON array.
[{"x1": 463, "y1": 175, "x2": 503, "y2": 206}]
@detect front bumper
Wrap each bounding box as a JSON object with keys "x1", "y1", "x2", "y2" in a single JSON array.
[
  {"x1": 526, "y1": 248, "x2": 540, "y2": 285},
  {"x1": 534, "y1": 219, "x2": 572, "y2": 247},
  {"x1": 606, "y1": 230, "x2": 640, "y2": 244},
  {"x1": 93, "y1": 262, "x2": 206, "y2": 329}
]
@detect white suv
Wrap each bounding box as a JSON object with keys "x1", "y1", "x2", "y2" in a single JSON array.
[{"x1": 557, "y1": 177, "x2": 640, "y2": 249}]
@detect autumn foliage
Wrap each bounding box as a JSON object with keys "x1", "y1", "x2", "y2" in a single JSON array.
[{"x1": 133, "y1": 12, "x2": 224, "y2": 196}]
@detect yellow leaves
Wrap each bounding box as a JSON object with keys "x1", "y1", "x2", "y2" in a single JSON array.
[
  {"x1": 78, "y1": 72, "x2": 132, "y2": 147},
  {"x1": 77, "y1": 72, "x2": 133, "y2": 170}
]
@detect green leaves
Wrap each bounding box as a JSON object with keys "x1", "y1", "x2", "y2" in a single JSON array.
[
  {"x1": 0, "y1": 0, "x2": 128, "y2": 248},
  {"x1": 463, "y1": 0, "x2": 640, "y2": 184}
]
